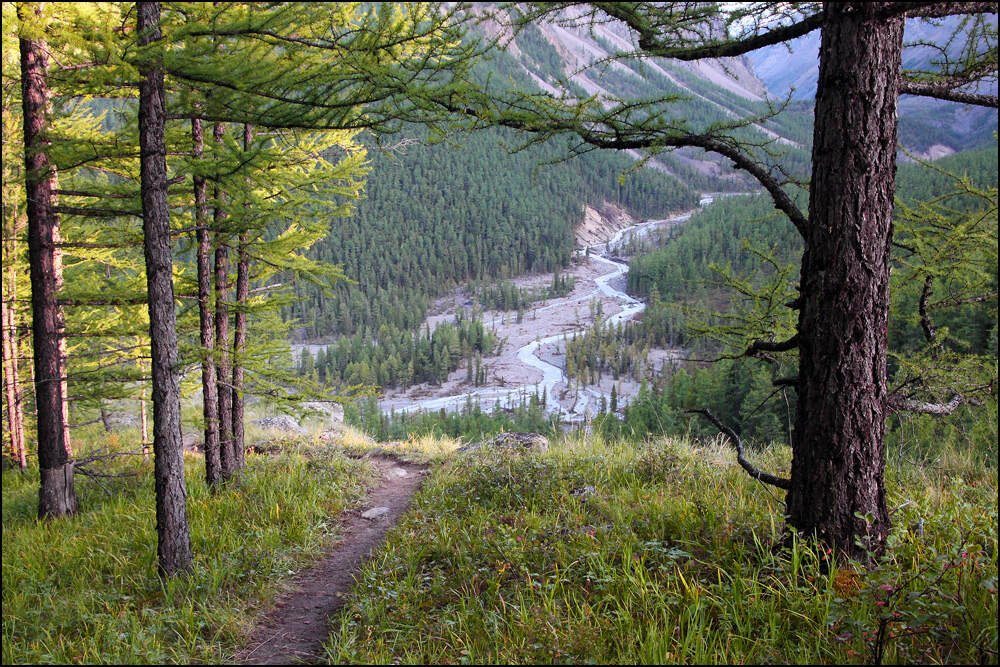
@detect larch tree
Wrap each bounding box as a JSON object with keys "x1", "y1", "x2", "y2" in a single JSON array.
[
  {"x1": 2, "y1": 7, "x2": 27, "y2": 471},
  {"x1": 136, "y1": 0, "x2": 193, "y2": 576},
  {"x1": 150, "y1": 0, "x2": 473, "y2": 481},
  {"x1": 18, "y1": 1, "x2": 77, "y2": 517},
  {"x1": 449, "y1": 1, "x2": 998, "y2": 559}
]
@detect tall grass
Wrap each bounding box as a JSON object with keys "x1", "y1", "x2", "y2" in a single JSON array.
[
  {"x1": 326, "y1": 435, "x2": 998, "y2": 664},
  {"x1": 2, "y1": 437, "x2": 378, "y2": 664}
]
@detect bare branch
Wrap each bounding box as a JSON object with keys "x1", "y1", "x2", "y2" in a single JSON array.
[
  {"x1": 686, "y1": 409, "x2": 791, "y2": 490},
  {"x1": 887, "y1": 392, "x2": 983, "y2": 415},
  {"x1": 900, "y1": 80, "x2": 998, "y2": 108},
  {"x1": 747, "y1": 334, "x2": 799, "y2": 358}
]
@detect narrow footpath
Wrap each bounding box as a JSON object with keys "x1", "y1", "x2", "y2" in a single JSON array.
[{"x1": 234, "y1": 456, "x2": 427, "y2": 665}]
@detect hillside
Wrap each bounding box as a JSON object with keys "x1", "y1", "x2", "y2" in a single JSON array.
[
  {"x1": 747, "y1": 15, "x2": 999, "y2": 155},
  {"x1": 287, "y1": 8, "x2": 819, "y2": 344}
]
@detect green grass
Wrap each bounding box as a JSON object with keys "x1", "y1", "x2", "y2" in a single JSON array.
[
  {"x1": 2, "y1": 434, "x2": 379, "y2": 664},
  {"x1": 4, "y1": 419, "x2": 996, "y2": 665},
  {"x1": 325, "y1": 436, "x2": 998, "y2": 665}
]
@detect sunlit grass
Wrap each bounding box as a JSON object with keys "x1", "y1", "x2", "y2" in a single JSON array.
[
  {"x1": 4, "y1": 412, "x2": 996, "y2": 665},
  {"x1": 326, "y1": 434, "x2": 998, "y2": 665},
  {"x1": 331, "y1": 426, "x2": 465, "y2": 464},
  {"x1": 2, "y1": 435, "x2": 379, "y2": 665}
]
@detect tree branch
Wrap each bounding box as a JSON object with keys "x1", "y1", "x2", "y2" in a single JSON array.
[
  {"x1": 918, "y1": 274, "x2": 937, "y2": 345},
  {"x1": 746, "y1": 334, "x2": 799, "y2": 358},
  {"x1": 686, "y1": 409, "x2": 791, "y2": 490},
  {"x1": 887, "y1": 392, "x2": 983, "y2": 415},
  {"x1": 896, "y1": 2, "x2": 1000, "y2": 19},
  {"x1": 52, "y1": 205, "x2": 141, "y2": 218},
  {"x1": 900, "y1": 80, "x2": 998, "y2": 108},
  {"x1": 587, "y1": 3, "x2": 827, "y2": 60}
]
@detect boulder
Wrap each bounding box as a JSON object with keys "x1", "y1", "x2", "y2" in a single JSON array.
[
  {"x1": 460, "y1": 431, "x2": 549, "y2": 454},
  {"x1": 253, "y1": 415, "x2": 306, "y2": 434}
]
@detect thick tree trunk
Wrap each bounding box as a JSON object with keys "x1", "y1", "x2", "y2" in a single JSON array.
[
  {"x1": 231, "y1": 123, "x2": 252, "y2": 472},
  {"x1": 137, "y1": 0, "x2": 193, "y2": 577},
  {"x1": 213, "y1": 123, "x2": 235, "y2": 480},
  {"x1": 192, "y1": 117, "x2": 221, "y2": 488},
  {"x1": 788, "y1": 2, "x2": 902, "y2": 559},
  {"x1": 19, "y1": 12, "x2": 77, "y2": 516}
]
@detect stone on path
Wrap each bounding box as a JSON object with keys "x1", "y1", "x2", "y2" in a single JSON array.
[{"x1": 360, "y1": 506, "x2": 390, "y2": 520}]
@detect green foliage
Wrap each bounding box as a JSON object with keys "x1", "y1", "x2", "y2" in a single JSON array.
[
  {"x1": 474, "y1": 271, "x2": 575, "y2": 313},
  {"x1": 301, "y1": 313, "x2": 497, "y2": 390},
  {"x1": 1, "y1": 436, "x2": 378, "y2": 664},
  {"x1": 346, "y1": 390, "x2": 559, "y2": 443},
  {"x1": 286, "y1": 125, "x2": 698, "y2": 339}
]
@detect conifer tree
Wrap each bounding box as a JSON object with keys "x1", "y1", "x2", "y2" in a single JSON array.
[
  {"x1": 451, "y1": 2, "x2": 998, "y2": 559},
  {"x1": 137, "y1": 0, "x2": 193, "y2": 576},
  {"x1": 18, "y1": 1, "x2": 77, "y2": 517},
  {"x1": 1, "y1": 14, "x2": 27, "y2": 470}
]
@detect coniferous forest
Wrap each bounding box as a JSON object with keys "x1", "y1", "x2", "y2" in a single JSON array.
[{"x1": 2, "y1": 3, "x2": 997, "y2": 665}]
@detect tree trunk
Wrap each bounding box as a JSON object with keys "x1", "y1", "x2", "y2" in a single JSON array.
[
  {"x1": 788, "y1": 1, "x2": 902, "y2": 560},
  {"x1": 213, "y1": 123, "x2": 235, "y2": 481},
  {"x1": 19, "y1": 9, "x2": 77, "y2": 516},
  {"x1": 140, "y1": 388, "x2": 149, "y2": 459},
  {"x1": 2, "y1": 257, "x2": 27, "y2": 470},
  {"x1": 192, "y1": 117, "x2": 221, "y2": 488},
  {"x1": 231, "y1": 123, "x2": 252, "y2": 472},
  {"x1": 137, "y1": 0, "x2": 193, "y2": 577},
  {"x1": 100, "y1": 405, "x2": 112, "y2": 432},
  {"x1": 2, "y1": 65, "x2": 27, "y2": 471}
]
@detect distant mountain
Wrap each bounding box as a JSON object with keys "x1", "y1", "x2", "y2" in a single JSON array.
[
  {"x1": 746, "y1": 15, "x2": 998, "y2": 156},
  {"x1": 483, "y1": 5, "x2": 811, "y2": 179},
  {"x1": 293, "y1": 7, "x2": 995, "y2": 342}
]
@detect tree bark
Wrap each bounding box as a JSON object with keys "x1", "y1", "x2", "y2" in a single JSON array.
[
  {"x1": 231, "y1": 123, "x2": 252, "y2": 472},
  {"x1": 192, "y1": 117, "x2": 221, "y2": 488},
  {"x1": 137, "y1": 0, "x2": 193, "y2": 577},
  {"x1": 213, "y1": 123, "x2": 235, "y2": 481},
  {"x1": 2, "y1": 62, "x2": 27, "y2": 471},
  {"x1": 788, "y1": 1, "x2": 902, "y2": 559},
  {"x1": 2, "y1": 256, "x2": 27, "y2": 470},
  {"x1": 19, "y1": 7, "x2": 77, "y2": 516}
]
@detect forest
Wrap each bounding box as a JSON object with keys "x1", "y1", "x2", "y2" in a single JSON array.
[{"x1": 2, "y1": 2, "x2": 997, "y2": 665}]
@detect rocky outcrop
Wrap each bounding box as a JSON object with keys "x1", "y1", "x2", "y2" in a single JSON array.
[
  {"x1": 253, "y1": 415, "x2": 306, "y2": 434},
  {"x1": 459, "y1": 431, "x2": 550, "y2": 454},
  {"x1": 575, "y1": 202, "x2": 637, "y2": 248}
]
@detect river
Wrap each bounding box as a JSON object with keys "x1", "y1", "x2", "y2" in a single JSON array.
[{"x1": 293, "y1": 193, "x2": 738, "y2": 424}]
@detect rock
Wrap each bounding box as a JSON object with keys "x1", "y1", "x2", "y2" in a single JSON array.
[
  {"x1": 460, "y1": 431, "x2": 549, "y2": 454},
  {"x1": 253, "y1": 415, "x2": 306, "y2": 434},
  {"x1": 572, "y1": 485, "x2": 596, "y2": 500},
  {"x1": 301, "y1": 401, "x2": 345, "y2": 428},
  {"x1": 104, "y1": 412, "x2": 139, "y2": 429},
  {"x1": 361, "y1": 506, "x2": 390, "y2": 520},
  {"x1": 386, "y1": 467, "x2": 409, "y2": 479}
]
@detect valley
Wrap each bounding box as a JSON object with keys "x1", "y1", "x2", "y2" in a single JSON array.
[{"x1": 374, "y1": 194, "x2": 728, "y2": 424}]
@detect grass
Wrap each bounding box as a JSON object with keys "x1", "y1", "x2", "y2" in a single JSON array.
[
  {"x1": 2, "y1": 431, "x2": 379, "y2": 664},
  {"x1": 3, "y1": 415, "x2": 997, "y2": 664},
  {"x1": 324, "y1": 435, "x2": 998, "y2": 665},
  {"x1": 331, "y1": 424, "x2": 466, "y2": 465}
]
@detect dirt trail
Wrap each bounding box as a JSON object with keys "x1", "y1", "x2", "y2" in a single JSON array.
[{"x1": 234, "y1": 456, "x2": 427, "y2": 665}]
